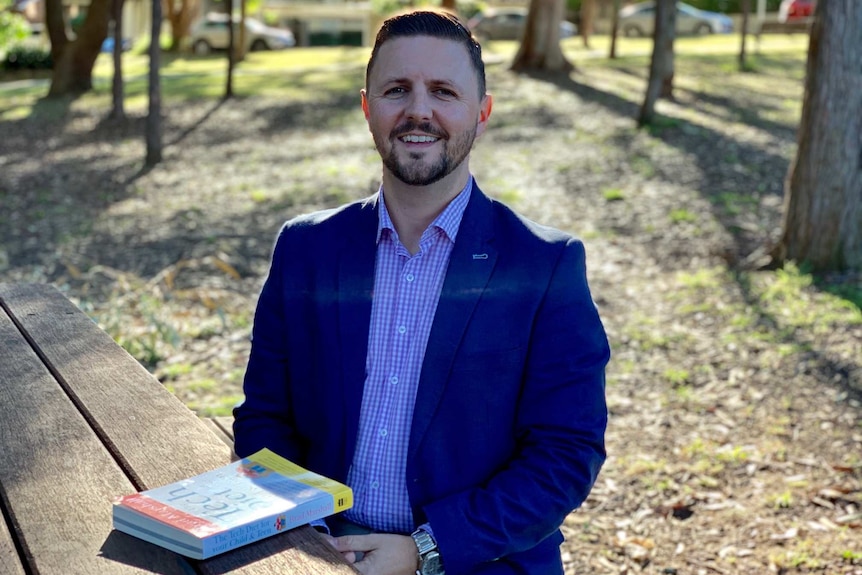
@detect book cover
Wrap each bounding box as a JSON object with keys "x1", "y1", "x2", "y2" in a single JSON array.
[{"x1": 112, "y1": 448, "x2": 353, "y2": 559}]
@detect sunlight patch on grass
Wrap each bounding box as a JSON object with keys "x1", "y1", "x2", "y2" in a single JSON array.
[
  {"x1": 602, "y1": 188, "x2": 625, "y2": 202},
  {"x1": 188, "y1": 378, "x2": 219, "y2": 393},
  {"x1": 669, "y1": 208, "x2": 698, "y2": 224},
  {"x1": 189, "y1": 394, "x2": 244, "y2": 417},
  {"x1": 663, "y1": 368, "x2": 690, "y2": 385},
  {"x1": 623, "y1": 320, "x2": 689, "y2": 351},
  {"x1": 677, "y1": 266, "x2": 725, "y2": 290},
  {"x1": 623, "y1": 456, "x2": 667, "y2": 476},
  {"x1": 158, "y1": 362, "x2": 194, "y2": 380},
  {"x1": 743, "y1": 263, "x2": 862, "y2": 332}
]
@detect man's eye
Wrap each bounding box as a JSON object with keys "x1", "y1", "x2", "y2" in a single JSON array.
[
  {"x1": 434, "y1": 89, "x2": 456, "y2": 97},
  {"x1": 385, "y1": 87, "x2": 406, "y2": 96}
]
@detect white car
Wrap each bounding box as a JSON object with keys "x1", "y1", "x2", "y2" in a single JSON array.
[
  {"x1": 190, "y1": 14, "x2": 295, "y2": 55},
  {"x1": 618, "y1": 1, "x2": 734, "y2": 37}
]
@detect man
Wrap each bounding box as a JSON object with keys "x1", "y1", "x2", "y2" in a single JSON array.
[{"x1": 233, "y1": 10, "x2": 610, "y2": 575}]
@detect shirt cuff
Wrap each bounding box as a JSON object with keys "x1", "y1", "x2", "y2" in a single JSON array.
[
  {"x1": 417, "y1": 522, "x2": 435, "y2": 541},
  {"x1": 310, "y1": 519, "x2": 330, "y2": 534}
]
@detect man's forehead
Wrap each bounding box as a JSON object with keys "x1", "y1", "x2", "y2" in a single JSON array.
[{"x1": 371, "y1": 36, "x2": 474, "y2": 79}]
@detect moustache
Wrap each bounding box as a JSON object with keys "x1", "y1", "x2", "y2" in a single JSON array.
[{"x1": 390, "y1": 122, "x2": 447, "y2": 140}]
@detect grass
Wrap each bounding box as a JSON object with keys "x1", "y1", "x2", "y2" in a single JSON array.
[{"x1": 0, "y1": 32, "x2": 811, "y2": 121}]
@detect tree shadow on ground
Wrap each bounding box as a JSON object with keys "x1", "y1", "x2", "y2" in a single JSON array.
[
  {"x1": 733, "y1": 270, "x2": 862, "y2": 400},
  {"x1": 521, "y1": 68, "x2": 788, "y2": 258},
  {"x1": 520, "y1": 66, "x2": 860, "y2": 324}
]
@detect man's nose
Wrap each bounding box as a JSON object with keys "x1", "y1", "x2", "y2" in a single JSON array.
[{"x1": 405, "y1": 90, "x2": 433, "y2": 121}]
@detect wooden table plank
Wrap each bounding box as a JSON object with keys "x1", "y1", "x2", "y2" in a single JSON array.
[
  {"x1": 0, "y1": 283, "x2": 229, "y2": 488},
  {"x1": 201, "y1": 417, "x2": 238, "y2": 459},
  {"x1": 0, "y1": 300, "x2": 194, "y2": 574},
  {"x1": 0, "y1": 284, "x2": 358, "y2": 574},
  {"x1": 0, "y1": 509, "x2": 26, "y2": 575}
]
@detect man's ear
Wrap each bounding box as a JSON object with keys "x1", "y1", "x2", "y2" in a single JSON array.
[
  {"x1": 361, "y1": 89, "x2": 370, "y2": 121},
  {"x1": 476, "y1": 93, "x2": 493, "y2": 138}
]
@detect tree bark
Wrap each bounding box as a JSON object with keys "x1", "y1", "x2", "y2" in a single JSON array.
[
  {"x1": 638, "y1": 0, "x2": 675, "y2": 126},
  {"x1": 237, "y1": 0, "x2": 247, "y2": 62},
  {"x1": 580, "y1": 0, "x2": 596, "y2": 48},
  {"x1": 146, "y1": 0, "x2": 163, "y2": 166},
  {"x1": 110, "y1": 0, "x2": 126, "y2": 120},
  {"x1": 511, "y1": 0, "x2": 572, "y2": 73},
  {"x1": 609, "y1": 0, "x2": 621, "y2": 59},
  {"x1": 47, "y1": 0, "x2": 111, "y2": 96},
  {"x1": 225, "y1": 0, "x2": 234, "y2": 99},
  {"x1": 739, "y1": 0, "x2": 750, "y2": 71},
  {"x1": 774, "y1": 0, "x2": 862, "y2": 271},
  {"x1": 164, "y1": 0, "x2": 199, "y2": 52},
  {"x1": 44, "y1": 0, "x2": 68, "y2": 63}
]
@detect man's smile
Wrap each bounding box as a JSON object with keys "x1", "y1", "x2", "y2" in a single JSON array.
[{"x1": 400, "y1": 134, "x2": 440, "y2": 144}]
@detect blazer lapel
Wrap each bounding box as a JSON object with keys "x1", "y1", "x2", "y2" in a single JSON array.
[
  {"x1": 408, "y1": 186, "x2": 498, "y2": 461},
  {"x1": 338, "y1": 196, "x2": 379, "y2": 467}
]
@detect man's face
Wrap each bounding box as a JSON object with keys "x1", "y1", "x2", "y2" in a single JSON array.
[{"x1": 362, "y1": 36, "x2": 492, "y2": 187}]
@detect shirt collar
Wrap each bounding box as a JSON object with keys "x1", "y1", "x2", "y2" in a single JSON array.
[{"x1": 376, "y1": 178, "x2": 473, "y2": 245}]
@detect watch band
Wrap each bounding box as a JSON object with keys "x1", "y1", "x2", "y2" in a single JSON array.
[
  {"x1": 411, "y1": 528, "x2": 436, "y2": 556},
  {"x1": 411, "y1": 528, "x2": 443, "y2": 575}
]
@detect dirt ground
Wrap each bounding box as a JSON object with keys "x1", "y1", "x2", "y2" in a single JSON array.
[{"x1": 1, "y1": 54, "x2": 860, "y2": 574}]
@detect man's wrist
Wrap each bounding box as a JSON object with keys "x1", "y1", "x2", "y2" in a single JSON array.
[{"x1": 411, "y1": 527, "x2": 444, "y2": 575}]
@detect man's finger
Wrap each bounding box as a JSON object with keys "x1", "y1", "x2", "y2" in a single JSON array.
[{"x1": 332, "y1": 534, "x2": 379, "y2": 553}]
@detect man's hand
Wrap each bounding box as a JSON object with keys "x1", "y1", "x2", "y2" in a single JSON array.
[{"x1": 326, "y1": 533, "x2": 419, "y2": 575}]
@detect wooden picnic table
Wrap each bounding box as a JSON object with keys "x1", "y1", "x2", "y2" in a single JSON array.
[{"x1": 0, "y1": 283, "x2": 358, "y2": 575}]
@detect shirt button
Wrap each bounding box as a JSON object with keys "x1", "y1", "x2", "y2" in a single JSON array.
[
  {"x1": 371, "y1": 481, "x2": 380, "y2": 489},
  {"x1": 390, "y1": 376, "x2": 398, "y2": 385},
  {"x1": 397, "y1": 325, "x2": 406, "y2": 335},
  {"x1": 379, "y1": 428, "x2": 388, "y2": 437},
  {"x1": 406, "y1": 273, "x2": 415, "y2": 282}
]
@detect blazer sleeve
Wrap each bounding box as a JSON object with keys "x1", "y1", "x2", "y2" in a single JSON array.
[
  {"x1": 232, "y1": 226, "x2": 306, "y2": 461},
  {"x1": 423, "y1": 238, "x2": 610, "y2": 575}
]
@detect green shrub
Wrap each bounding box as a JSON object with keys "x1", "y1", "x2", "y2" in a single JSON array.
[
  {"x1": 3, "y1": 46, "x2": 53, "y2": 70},
  {"x1": 0, "y1": 8, "x2": 30, "y2": 48}
]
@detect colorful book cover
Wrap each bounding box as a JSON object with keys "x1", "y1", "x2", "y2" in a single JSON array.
[{"x1": 112, "y1": 448, "x2": 353, "y2": 559}]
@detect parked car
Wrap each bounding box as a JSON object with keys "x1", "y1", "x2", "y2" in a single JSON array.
[
  {"x1": 467, "y1": 8, "x2": 577, "y2": 41},
  {"x1": 189, "y1": 14, "x2": 295, "y2": 55},
  {"x1": 101, "y1": 37, "x2": 132, "y2": 53},
  {"x1": 778, "y1": 0, "x2": 816, "y2": 23},
  {"x1": 618, "y1": 1, "x2": 733, "y2": 37}
]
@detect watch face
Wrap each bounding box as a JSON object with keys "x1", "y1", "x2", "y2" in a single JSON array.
[{"x1": 421, "y1": 551, "x2": 443, "y2": 575}]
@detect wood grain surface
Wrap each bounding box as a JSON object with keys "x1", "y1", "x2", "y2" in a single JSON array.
[
  {"x1": 0, "y1": 284, "x2": 358, "y2": 574},
  {"x1": 0, "y1": 292, "x2": 194, "y2": 574}
]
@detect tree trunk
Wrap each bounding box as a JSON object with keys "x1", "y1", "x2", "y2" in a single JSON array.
[
  {"x1": 440, "y1": 0, "x2": 456, "y2": 11},
  {"x1": 580, "y1": 0, "x2": 596, "y2": 48},
  {"x1": 165, "y1": 0, "x2": 199, "y2": 52},
  {"x1": 146, "y1": 0, "x2": 163, "y2": 166},
  {"x1": 511, "y1": 0, "x2": 572, "y2": 73},
  {"x1": 638, "y1": 0, "x2": 675, "y2": 126},
  {"x1": 44, "y1": 0, "x2": 68, "y2": 63},
  {"x1": 110, "y1": 0, "x2": 126, "y2": 120},
  {"x1": 225, "y1": 0, "x2": 234, "y2": 98},
  {"x1": 47, "y1": 0, "x2": 111, "y2": 97},
  {"x1": 774, "y1": 1, "x2": 862, "y2": 271},
  {"x1": 237, "y1": 0, "x2": 247, "y2": 62},
  {"x1": 609, "y1": 0, "x2": 621, "y2": 59},
  {"x1": 739, "y1": 0, "x2": 750, "y2": 71}
]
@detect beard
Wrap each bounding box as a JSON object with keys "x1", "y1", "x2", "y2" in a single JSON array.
[{"x1": 376, "y1": 121, "x2": 477, "y2": 186}]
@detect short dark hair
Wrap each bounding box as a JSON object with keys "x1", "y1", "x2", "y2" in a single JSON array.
[{"x1": 365, "y1": 10, "x2": 486, "y2": 98}]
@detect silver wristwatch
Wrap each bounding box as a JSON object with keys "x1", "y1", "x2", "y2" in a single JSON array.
[{"x1": 411, "y1": 528, "x2": 445, "y2": 575}]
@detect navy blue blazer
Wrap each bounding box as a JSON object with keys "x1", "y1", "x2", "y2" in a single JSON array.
[{"x1": 234, "y1": 183, "x2": 610, "y2": 575}]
